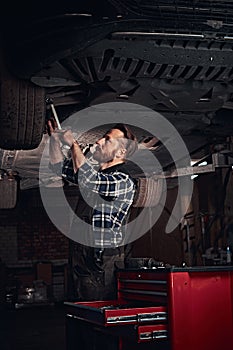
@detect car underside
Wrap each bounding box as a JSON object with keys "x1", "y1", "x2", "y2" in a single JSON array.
[{"x1": 1, "y1": 0, "x2": 233, "y2": 168}]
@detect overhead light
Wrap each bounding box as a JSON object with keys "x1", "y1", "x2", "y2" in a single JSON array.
[
  {"x1": 191, "y1": 160, "x2": 207, "y2": 166},
  {"x1": 190, "y1": 160, "x2": 208, "y2": 180},
  {"x1": 118, "y1": 94, "x2": 129, "y2": 99},
  {"x1": 198, "y1": 161, "x2": 208, "y2": 166},
  {"x1": 224, "y1": 36, "x2": 233, "y2": 40}
]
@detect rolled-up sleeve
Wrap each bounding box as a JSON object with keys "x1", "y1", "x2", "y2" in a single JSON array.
[{"x1": 49, "y1": 158, "x2": 78, "y2": 184}]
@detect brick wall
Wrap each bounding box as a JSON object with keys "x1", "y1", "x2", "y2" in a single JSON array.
[
  {"x1": 0, "y1": 188, "x2": 69, "y2": 265},
  {"x1": 0, "y1": 224, "x2": 18, "y2": 265},
  {"x1": 17, "y1": 211, "x2": 69, "y2": 261}
]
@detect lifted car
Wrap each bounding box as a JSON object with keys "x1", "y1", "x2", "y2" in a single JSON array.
[{"x1": 1, "y1": 0, "x2": 233, "y2": 149}]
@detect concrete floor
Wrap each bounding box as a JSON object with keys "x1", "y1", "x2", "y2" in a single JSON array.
[{"x1": 1, "y1": 304, "x2": 66, "y2": 350}]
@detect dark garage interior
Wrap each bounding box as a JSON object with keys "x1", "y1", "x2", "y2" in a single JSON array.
[{"x1": 1, "y1": 1, "x2": 233, "y2": 349}]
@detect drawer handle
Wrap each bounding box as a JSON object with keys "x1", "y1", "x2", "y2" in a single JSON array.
[
  {"x1": 137, "y1": 312, "x2": 167, "y2": 322},
  {"x1": 139, "y1": 330, "x2": 168, "y2": 341}
]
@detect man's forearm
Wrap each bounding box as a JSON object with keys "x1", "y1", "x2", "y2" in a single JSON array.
[
  {"x1": 70, "y1": 140, "x2": 85, "y2": 172},
  {"x1": 48, "y1": 127, "x2": 86, "y2": 172},
  {"x1": 49, "y1": 137, "x2": 64, "y2": 165}
]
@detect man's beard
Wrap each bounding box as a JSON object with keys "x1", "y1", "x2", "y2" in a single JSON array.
[{"x1": 93, "y1": 148, "x2": 115, "y2": 163}]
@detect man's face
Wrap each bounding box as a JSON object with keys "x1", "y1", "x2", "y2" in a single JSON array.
[{"x1": 92, "y1": 129, "x2": 125, "y2": 163}]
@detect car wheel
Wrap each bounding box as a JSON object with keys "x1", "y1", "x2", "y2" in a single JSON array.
[{"x1": 0, "y1": 71, "x2": 46, "y2": 150}]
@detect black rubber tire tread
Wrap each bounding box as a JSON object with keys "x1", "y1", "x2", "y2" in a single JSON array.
[
  {"x1": 0, "y1": 72, "x2": 46, "y2": 150},
  {"x1": 133, "y1": 178, "x2": 163, "y2": 208}
]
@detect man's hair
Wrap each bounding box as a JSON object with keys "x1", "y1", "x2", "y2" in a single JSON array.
[{"x1": 112, "y1": 123, "x2": 138, "y2": 157}]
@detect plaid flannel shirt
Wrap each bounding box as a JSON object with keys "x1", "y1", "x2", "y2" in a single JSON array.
[{"x1": 61, "y1": 158, "x2": 136, "y2": 248}]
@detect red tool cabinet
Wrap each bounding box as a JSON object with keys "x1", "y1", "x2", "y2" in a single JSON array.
[{"x1": 65, "y1": 266, "x2": 233, "y2": 350}]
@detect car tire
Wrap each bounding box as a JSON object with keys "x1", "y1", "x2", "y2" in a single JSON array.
[{"x1": 0, "y1": 72, "x2": 46, "y2": 150}]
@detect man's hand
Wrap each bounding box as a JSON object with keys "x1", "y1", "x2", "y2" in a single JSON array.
[
  {"x1": 47, "y1": 118, "x2": 69, "y2": 165},
  {"x1": 62, "y1": 129, "x2": 75, "y2": 148},
  {"x1": 47, "y1": 117, "x2": 85, "y2": 170},
  {"x1": 47, "y1": 119, "x2": 74, "y2": 147}
]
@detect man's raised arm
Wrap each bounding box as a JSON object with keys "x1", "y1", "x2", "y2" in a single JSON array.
[{"x1": 47, "y1": 120, "x2": 85, "y2": 172}]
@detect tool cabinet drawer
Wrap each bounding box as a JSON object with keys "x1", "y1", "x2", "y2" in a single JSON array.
[
  {"x1": 117, "y1": 270, "x2": 168, "y2": 304},
  {"x1": 137, "y1": 324, "x2": 168, "y2": 343},
  {"x1": 65, "y1": 300, "x2": 167, "y2": 327}
]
